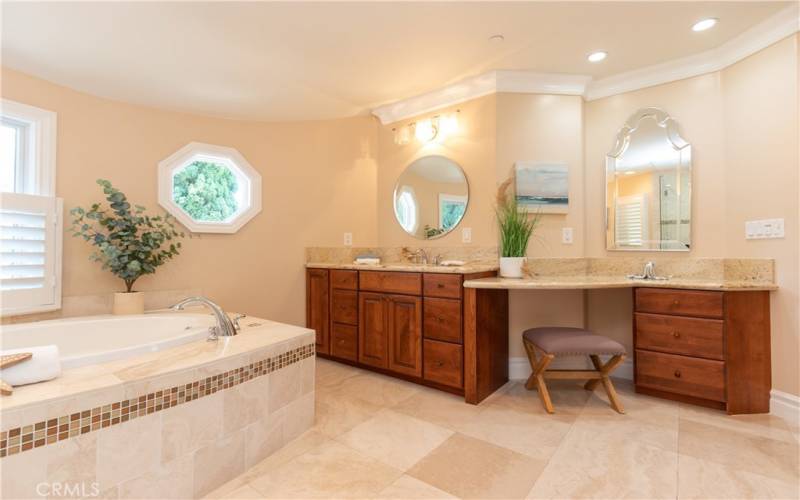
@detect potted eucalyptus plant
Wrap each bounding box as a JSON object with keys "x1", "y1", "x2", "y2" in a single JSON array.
[
  {"x1": 70, "y1": 179, "x2": 184, "y2": 315},
  {"x1": 496, "y1": 178, "x2": 540, "y2": 278}
]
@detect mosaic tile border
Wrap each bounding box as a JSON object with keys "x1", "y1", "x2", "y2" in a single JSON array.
[{"x1": 0, "y1": 343, "x2": 315, "y2": 458}]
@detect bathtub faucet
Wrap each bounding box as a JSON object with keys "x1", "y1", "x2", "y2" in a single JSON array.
[{"x1": 170, "y1": 296, "x2": 238, "y2": 340}]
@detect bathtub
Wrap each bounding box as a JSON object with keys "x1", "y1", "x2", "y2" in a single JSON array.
[
  {"x1": 0, "y1": 313, "x2": 216, "y2": 369},
  {"x1": 0, "y1": 312, "x2": 316, "y2": 498}
]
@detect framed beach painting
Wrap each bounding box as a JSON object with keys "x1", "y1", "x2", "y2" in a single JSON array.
[{"x1": 514, "y1": 161, "x2": 569, "y2": 214}]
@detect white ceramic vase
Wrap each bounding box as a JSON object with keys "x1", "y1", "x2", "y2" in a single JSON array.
[
  {"x1": 113, "y1": 291, "x2": 144, "y2": 315},
  {"x1": 499, "y1": 257, "x2": 526, "y2": 279}
]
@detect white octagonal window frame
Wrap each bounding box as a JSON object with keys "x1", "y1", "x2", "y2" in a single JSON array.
[{"x1": 158, "y1": 142, "x2": 262, "y2": 233}]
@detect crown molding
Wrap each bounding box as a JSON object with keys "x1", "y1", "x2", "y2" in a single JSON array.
[
  {"x1": 585, "y1": 3, "x2": 800, "y2": 100},
  {"x1": 371, "y1": 70, "x2": 590, "y2": 125},
  {"x1": 371, "y1": 4, "x2": 799, "y2": 123}
]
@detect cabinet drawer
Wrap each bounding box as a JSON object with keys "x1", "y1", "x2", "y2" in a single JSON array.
[
  {"x1": 635, "y1": 288, "x2": 723, "y2": 319},
  {"x1": 360, "y1": 271, "x2": 422, "y2": 295},
  {"x1": 424, "y1": 340, "x2": 463, "y2": 389},
  {"x1": 331, "y1": 289, "x2": 358, "y2": 325},
  {"x1": 424, "y1": 297, "x2": 462, "y2": 343},
  {"x1": 635, "y1": 313, "x2": 724, "y2": 360},
  {"x1": 423, "y1": 273, "x2": 463, "y2": 299},
  {"x1": 331, "y1": 270, "x2": 358, "y2": 290},
  {"x1": 636, "y1": 349, "x2": 725, "y2": 402},
  {"x1": 331, "y1": 323, "x2": 358, "y2": 361}
]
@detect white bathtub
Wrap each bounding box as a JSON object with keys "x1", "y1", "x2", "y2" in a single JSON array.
[{"x1": 0, "y1": 313, "x2": 216, "y2": 369}]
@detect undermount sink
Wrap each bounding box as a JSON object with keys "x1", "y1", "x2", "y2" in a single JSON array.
[{"x1": 626, "y1": 274, "x2": 670, "y2": 281}]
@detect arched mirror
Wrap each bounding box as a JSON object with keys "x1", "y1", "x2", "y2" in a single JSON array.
[
  {"x1": 393, "y1": 155, "x2": 469, "y2": 239},
  {"x1": 606, "y1": 108, "x2": 691, "y2": 251}
]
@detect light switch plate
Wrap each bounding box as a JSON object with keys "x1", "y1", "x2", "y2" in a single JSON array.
[
  {"x1": 745, "y1": 218, "x2": 784, "y2": 239},
  {"x1": 562, "y1": 227, "x2": 574, "y2": 244},
  {"x1": 462, "y1": 227, "x2": 472, "y2": 243},
  {"x1": 343, "y1": 232, "x2": 353, "y2": 246}
]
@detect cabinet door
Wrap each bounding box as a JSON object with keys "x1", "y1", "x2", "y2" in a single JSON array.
[
  {"x1": 306, "y1": 269, "x2": 329, "y2": 354},
  {"x1": 359, "y1": 292, "x2": 389, "y2": 369},
  {"x1": 387, "y1": 294, "x2": 423, "y2": 377}
]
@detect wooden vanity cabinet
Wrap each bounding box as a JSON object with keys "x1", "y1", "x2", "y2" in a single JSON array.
[
  {"x1": 330, "y1": 270, "x2": 358, "y2": 361},
  {"x1": 307, "y1": 267, "x2": 499, "y2": 397},
  {"x1": 633, "y1": 288, "x2": 771, "y2": 414},
  {"x1": 306, "y1": 269, "x2": 330, "y2": 354}
]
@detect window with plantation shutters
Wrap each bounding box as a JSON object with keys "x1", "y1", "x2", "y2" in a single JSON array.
[
  {"x1": 0, "y1": 193, "x2": 62, "y2": 315},
  {"x1": 615, "y1": 194, "x2": 647, "y2": 248},
  {"x1": 1, "y1": 99, "x2": 60, "y2": 316}
]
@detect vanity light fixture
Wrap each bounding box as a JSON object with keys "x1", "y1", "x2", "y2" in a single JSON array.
[
  {"x1": 392, "y1": 110, "x2": 460, "y2": 145},
  {"x1": 415, "y1": 117, "x2": 439, "y2": 143},
  {"x1": 587, "y1": 51, "x2": 607, "y2": 63},
  {"x1": 692, "y1": 18, "x2": 718, "y2": 32}
]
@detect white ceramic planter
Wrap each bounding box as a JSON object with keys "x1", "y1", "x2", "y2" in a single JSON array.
[
  {"x1": 113, "y1": 292, "x2": 144, "y2": 315},
  {"x1": 499, "y1": 257, "x2": 526, "y2": 278}
]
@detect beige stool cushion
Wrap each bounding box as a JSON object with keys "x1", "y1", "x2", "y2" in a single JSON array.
[{"x1": 523, "y1": 327, "x2": 626, "y2": 356}]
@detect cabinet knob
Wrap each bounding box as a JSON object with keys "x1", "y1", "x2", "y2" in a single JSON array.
[
  {"x1": 672, "y1": 331, "x2": 680, "y2": 338},
  {"x1": 674, "y1": 370, "x2": 682, "y2": 378},
  {"x1": 673, "y1": 299, "x2": 680, "y2": 306},
  {"x1": 436, "y1": 361, "x2": 444, "y2": 367},
  {"x1": 437, "y1": 283, "x2": 445, "y2": 288}
]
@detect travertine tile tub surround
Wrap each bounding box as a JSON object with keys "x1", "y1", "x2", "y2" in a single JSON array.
[{"x1": 0, "y1": 318, "x2": 316, "y2": 499}]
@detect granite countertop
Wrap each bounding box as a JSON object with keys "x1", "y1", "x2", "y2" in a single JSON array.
[
  {"x1": 463, "y1": 275, "x2": 778, "y2": 291},
  {"x1": 305, "y1": 262, "x2": 499, "y2": 274}
]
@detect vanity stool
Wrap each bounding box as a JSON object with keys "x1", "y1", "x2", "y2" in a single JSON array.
[{"x1": 522, "y1": 327, "x2": 627, "y2": 414}]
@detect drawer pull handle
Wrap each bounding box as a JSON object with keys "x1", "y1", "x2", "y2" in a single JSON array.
[
  {"x1": 436, "y1": 361, "x2": 444, "y2": 367},
  {"x1": 673, "y1": 300, "x2": 680, "y2": 306},
  {"x1": 672, "y1": 331, "x2": 680, "y2": 338},
  {"x1": 437, "y1": 283, "x2": 445, "y2": 288},
  {"x1": 674, "y1": 370, "x2": 682, "y2": 378}
]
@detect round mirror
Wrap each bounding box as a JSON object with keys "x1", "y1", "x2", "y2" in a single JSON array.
[{"x1": 393, "y1": 155, "x2": 469, "y2": 239}]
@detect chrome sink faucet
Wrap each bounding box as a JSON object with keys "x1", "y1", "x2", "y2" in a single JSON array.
[
  {"x1": 627, "y1": 261, "x2": 669, "y2": 281},
  {"x1": 408, "y1": 248, "x2": 440, "y2": 265},
  {"x1": 170, "y1": 296, "x2": 237, "y2": 340}
]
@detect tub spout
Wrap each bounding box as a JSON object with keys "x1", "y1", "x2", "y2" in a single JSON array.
[{"x1": 170, "y1": 296, "x2": 237, "y2": 337}]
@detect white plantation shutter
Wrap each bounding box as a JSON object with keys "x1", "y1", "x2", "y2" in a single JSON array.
[
  {"x1": 0, "y1": 192, "x2": 62, "y2": 315},
  {"x1": 615, "y1": 195, "x2": 647, "y2": 248}
]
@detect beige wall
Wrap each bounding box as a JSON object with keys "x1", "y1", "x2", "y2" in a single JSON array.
[
  {"x1": 4, "y1": 34, "x2": 798, "y2": 396},
  {"x1": 585, "y1": 35, "x2": 799, "y2": 396},
  {"x1": 377, "y1": 36, "x2": 799, "y2": 394},
  {"x1": 721, "y1": 35, "x2": 799, "y2": 396},
  {"x1": 1, "y1": 68, "x2": 379, "y2": 327},
  {"x1": 376, "y1": 95, "x2": 497, "y2": 247}
]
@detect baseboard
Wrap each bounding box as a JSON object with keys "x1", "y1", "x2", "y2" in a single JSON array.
[
  {"x1": 770, "y1": 389, "x2": 800, "y2": 426},
  {"x1": 508, "y1": 356, "x2": 634, "y2": 381}
]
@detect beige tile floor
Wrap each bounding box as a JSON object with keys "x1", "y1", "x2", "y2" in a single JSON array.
[{"x1": 207, "y1": 358, "x2": 799, "y2": 499}]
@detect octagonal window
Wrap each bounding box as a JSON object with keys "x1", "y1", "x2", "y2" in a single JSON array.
[{"x1": 158, "y1": 143, "x2": 261, "y2": 233}]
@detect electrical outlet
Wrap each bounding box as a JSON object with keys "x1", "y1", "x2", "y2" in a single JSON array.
[
  {"x1": 462, "y1": 227, "x2": 472, "y2": 243},
  {"x1": 562, "y1": 227, "x2": 574, "y2": 244},
  {"x1": 745, "y1": 218, "x2": 785, "y2": 239},
  {"x1": 343, "y1": 232, "x2": 353, "y2": 246}
]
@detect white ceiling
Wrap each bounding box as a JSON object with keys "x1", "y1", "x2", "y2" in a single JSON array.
[{"x1": 1, "y1": 1, "x2": 792, "y2": 122}]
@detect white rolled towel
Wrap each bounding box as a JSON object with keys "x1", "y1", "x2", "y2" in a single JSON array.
[{"x1": 1, "y1": 345, "x2": 61, "y2": 386}]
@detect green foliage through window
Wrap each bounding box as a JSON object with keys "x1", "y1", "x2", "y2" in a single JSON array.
[
  {"x1": 173, "y1": 161, "x2": 239, "y2": 221},
  {"x1": 440, "y1": 202, "x2": 465, "y2": 230}
]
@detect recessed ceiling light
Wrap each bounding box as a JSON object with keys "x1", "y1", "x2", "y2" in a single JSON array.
[
  {"x1": 488, "y1": 34, "x2": 505, "y2": 43},
  {"x1": 692, "y1": 18, "x2": 718, "y2": 32},
  {"x1": 587, "y1": 51, "x2": 607, "y2": 63}
]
